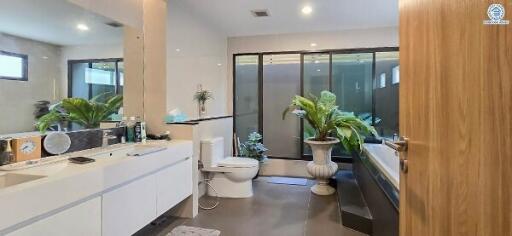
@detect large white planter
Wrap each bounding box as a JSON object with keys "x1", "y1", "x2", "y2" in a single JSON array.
[{"x1": 305, "y1": 138, "x2": 339, "y2": 195}]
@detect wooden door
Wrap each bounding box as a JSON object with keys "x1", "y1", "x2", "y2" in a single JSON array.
[{"x1": 399, "y1": 0, "x2": 511, "y2": 235}]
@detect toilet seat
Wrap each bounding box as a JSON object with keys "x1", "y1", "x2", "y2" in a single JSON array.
[{"x1": 217, "y1": 157, "x2": 258, "y2": 168}]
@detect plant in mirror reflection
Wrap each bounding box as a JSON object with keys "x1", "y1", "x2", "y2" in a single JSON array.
[
  {"x1": 239, "y1": 132, "x2": 268, "y2": 162},
  {"x1": 282, "y1": 90, "x2": 377, "y2": 152},
  {"x1": 36, "y1": 93, "x2": 123, "y2": 133}
]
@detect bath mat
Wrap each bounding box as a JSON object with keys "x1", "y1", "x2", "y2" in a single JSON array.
[
  {"x1": 168, "y1": 226, "x2": 220, "y2": 236},
  {"x1": 267, "y1": 177, "x2": 308, "y2": 186}
]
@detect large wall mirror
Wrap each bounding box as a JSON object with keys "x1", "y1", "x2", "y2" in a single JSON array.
[{"x1": 0, "y1": 0, "x2": 126, "y2": 136}]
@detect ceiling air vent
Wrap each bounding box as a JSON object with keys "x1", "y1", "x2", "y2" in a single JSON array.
[
  {"x1": 251, "y1": 9, "x2": 270, "y2": 17},
  {"x1": 105, "y1": 21, "x2": 123, "y2": 28}
]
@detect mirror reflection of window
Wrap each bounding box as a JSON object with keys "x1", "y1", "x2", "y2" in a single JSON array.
[
  {"x1": 0, "y1": 51, "x2": 27, "y2": 81},
  {"x1": 0, "y1": 0, "x2": 124, "y2": 135}
]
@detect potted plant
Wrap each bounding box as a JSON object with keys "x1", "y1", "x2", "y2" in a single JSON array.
[
  {"x1": 239, "y1": 132, "x2": 268, "y2": 178},
  {"x1": 283, "y1": 91, "x2": 376, "y2": 195},
  {"x1": 193, "y1": 88, "x2": 213, "y2": 118},
  {"x1": 36, "y1": 95, "x2": 123, "y2": 133}
]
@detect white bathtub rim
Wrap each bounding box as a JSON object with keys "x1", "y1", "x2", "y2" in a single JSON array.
[{"x1": 362, "y1": 143, "x2": 400, "y2": 189}]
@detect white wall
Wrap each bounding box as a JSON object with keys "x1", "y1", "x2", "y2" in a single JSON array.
[
  {"x1": 227, "y1": 27, "x2": 399, "y2": 113},
  {"x1": 166, "y1": 0, "x2": 228, "y2": 119},
  {"x1": 0, "y1": 33, "x2": 61, "y2": 134}
]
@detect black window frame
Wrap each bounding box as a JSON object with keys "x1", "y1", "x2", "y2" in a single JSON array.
[{"x1": 0, "y1": 50, "x2": 28, "y2": 81}]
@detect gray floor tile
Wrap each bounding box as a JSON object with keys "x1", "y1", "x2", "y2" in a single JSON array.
[{"x1": 136, "y1": 176, "x2": 367, "y2": 236}]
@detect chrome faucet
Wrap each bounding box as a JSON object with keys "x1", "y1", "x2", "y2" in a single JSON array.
[{"x1": 102, "y1": 130, "x2": 117, "y2": 147}]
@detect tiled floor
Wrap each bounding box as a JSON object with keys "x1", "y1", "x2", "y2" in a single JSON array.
[{"x1": 136, "y1": 177, "x2": 366, "y2": 236}]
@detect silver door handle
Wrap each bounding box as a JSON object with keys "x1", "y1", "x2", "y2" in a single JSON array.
[{"x1": 384, "y1": 137, "x2": 408, "y2": 152}]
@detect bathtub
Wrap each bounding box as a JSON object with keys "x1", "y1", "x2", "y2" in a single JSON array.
[
  {"x1": 352, "y1": 143, "x2": 400, "y2": 236},
  {"x1": 362, "y1": 143, "x2": 400, "y2": 189}
]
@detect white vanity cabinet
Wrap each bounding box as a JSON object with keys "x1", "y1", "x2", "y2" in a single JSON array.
[
  {"x1": 102, "y1": 157, "x2": 193, "y2": 236},
  {"x1": 8, "y1": 197, "x2": 102, "y2": 236},
  {"x1": 102, "y1": 174, "x2": 158, "y2": 236}
]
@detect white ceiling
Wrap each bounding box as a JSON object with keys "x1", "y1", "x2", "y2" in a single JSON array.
[
  {"x1": 0, "y1": 0, "x2": 122, "y2": 46},
  {"x1": 179, "y1": 0, "x2": 399, "y2": 37}
]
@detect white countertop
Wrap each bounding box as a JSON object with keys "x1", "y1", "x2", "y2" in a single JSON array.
[{"x1": 0, "y1": 140, "x2": 193, "y2": 233}]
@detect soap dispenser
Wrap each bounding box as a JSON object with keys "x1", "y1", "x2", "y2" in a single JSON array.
[{"x1": 0, "y1": 138, "x2": 14, "y2": 165}]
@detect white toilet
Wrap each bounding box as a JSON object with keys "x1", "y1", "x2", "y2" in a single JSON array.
[{"x1": 200, "y1": 137, "x2": 259, "y2": 198}]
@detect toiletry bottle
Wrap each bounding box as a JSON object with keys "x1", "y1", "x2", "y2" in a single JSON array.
[
  {"x1": 4, "y1": 139, "x2": 14, "y2": 165},
  {"x1": 134, "y1": 116, "x2": 142, "y2": 143},
  {"x1": 127, "y1": 117, "x2": 136, "y2": 143},
  {"x1": 140, "y1": 121, "x2": 147, "y2": 143},
  {"x1": 119, "y1": 117, "x2": 128, "y2": 143}
]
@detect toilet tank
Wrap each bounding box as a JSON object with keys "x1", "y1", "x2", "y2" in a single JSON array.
[{"x1": 200, "y1": 137, "x2": 225, "y2": 168}]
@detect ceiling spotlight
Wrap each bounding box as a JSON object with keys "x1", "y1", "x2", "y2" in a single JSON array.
[
  {"x1": 76, "y1": 23, "x2": 89, "y2": 31},
  {"x1": 217, "y1": 63, "x2": 222, "y2": 66},
  {"x1": 316, "y1": 69, "x2": 321, "y2": 72},
  {"x1": 310, "y1": 43, "x2": 317, "y2": 47},
  {"x1": 175, "y1": 48, "x2": 181, "y2": 52},
  {"x1": 302, "y1": 6, "x2": 313, "y2": 15}
]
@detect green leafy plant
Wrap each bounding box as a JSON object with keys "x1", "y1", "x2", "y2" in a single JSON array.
[
  {"x1": 36, "y1": 94, "x2": 123, "y2": 133},
  {"x1": 239, "y1": 132, "x2": 268, "y2": 162},
  {"x1": 193, "y1": 89, "x2": 213, "y2": 103},
  {"x1": 283, "y1": 91, "x2": 377, "y2": 152}
]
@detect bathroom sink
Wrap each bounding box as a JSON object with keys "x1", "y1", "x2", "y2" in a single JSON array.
[{"x1": 0, "y1": 173, "x2": 45, "y2": 188}]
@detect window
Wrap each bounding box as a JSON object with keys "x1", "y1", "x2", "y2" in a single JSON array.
[
  {"x1": 379, "y1": 73, "x2": 387, "y2": 88},
  {"x1": 0, "y1": 51, "x2": 28, "y2": 81},
  {"x1": 234, "y1": 47, "x2": 399, "y2": 161},
  {"x1": 392, "y1": 66, "x2": 400, "y2": 84},
  {"x1": 68, "y1": 58, "x2": 123, "y2": 100}
]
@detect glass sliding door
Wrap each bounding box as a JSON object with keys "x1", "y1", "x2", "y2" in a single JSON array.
[
  {"x1": 234, "y1": 55, "x2": 260, "y2": 143},
  {"x1": 374, "y1": 51, "x2": 399, "y2": 138},
  {"x1": 303, "y1": 53, "x2": 330, "y2": 97},
  {"x1": 303, "y1": 53, "x2": 330, "y2": 155},
  {"x1": 233, "y1": 48, "x2": 399, "y2": 161},
  {"x1": 332, "y1": 53, "x2": 374, "y2": 122},
  {"x1": 331, "y1": 53, "x2": 374, "y2": 156},
  {"x1": 262, "y1": 54, "x2": 301, "y2": 158}
]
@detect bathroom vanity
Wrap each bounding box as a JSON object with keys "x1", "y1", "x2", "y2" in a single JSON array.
[{"x1": 0, "y1": 140, "x2": 193, "y2": 236}]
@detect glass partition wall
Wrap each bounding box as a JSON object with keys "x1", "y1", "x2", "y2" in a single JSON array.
[{"x1": 234, "y1": 48, "x2": 399, "y2": 161}]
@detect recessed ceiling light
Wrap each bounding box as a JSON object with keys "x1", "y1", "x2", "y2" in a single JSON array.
[
  {"x1": 302, "y1": 6, "x2": 313, "y2": 15},
  {"x1": 175, "y1": 48, "x2": 181, "y2": 52},
  {"x1": 310, "y1": 43, "x2": 317, "y2": 47},
  {"x1": 42, "y1": 56, "x2": 49, "y2": 59},
  {"x1": 317, "y1": 69, "x2": 321, "y2": 72},
  {"x1": 217, "y1": 63, "x2": 222, "y2": 66},
  {"x1": 76, "y1": 23, "x2": 89, "y2": 31}
]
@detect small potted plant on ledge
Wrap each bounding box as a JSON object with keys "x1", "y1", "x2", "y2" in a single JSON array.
[
  {"x1": 193, "y1": 86, "x2": 213, "y2": 118},
  {"x1": 239, "y1": 132, "x2": 268, "y2": 178},
  {"x1": 283, "y1": 91, "x2": 376, "y2": 195}
]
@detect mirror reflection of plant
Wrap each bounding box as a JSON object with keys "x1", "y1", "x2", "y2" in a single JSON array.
[
  {"x1": 239, "y1": 132, "x2": 268, "y2": 162},
  {"x1": 193, "y1": 89, "x2": 213, "y2": 103},
  {"x1": 283, "y1": 91, "x2": 377, "y2": 152},
  {"x1": 36, "y1": 93, "x2": 123, "y2": 133}
]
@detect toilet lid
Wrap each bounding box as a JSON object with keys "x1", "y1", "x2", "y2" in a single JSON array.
[{"x1": 217, "y1": 157, "x2": 259, "y2": 168}]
